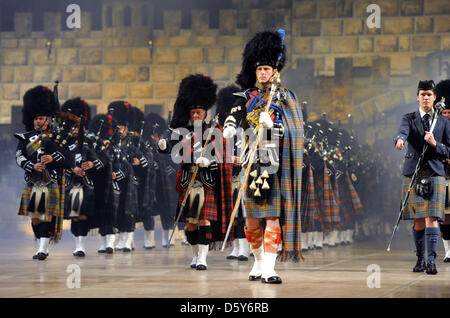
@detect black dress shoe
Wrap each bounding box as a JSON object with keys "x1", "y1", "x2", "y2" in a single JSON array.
[
  {"x1": 144, "y1": 246, "x2": 154, "y2": 250},
  {"x1": 32, "y1": 254, "x2": 38, "y2": 260},
  {"x1": 162, "y1": 244, "x2": 174, "y2": 248},
  {"x1": 122, "y1": 247, "x2": 131, "y2": 253},
  {"x1": 249, "y1": 275, "x2": 261, "y2": 281},
  {"x1": 261, "y1": 276, "x2": 282, "y2": 284},
  {"x1": 426, "y1": 262, "x2": 438, "y2": 275},
  {"x1": 237, "y1": 255, "x2": 249, "y2": 261},
  {"x1": 196, "y1": 264, "x2": 207, "y2": 270},
  {"x1": 105, "y1": 247, "x2": 114, "y2": 254},
  {"x1": 413, "y1": 258, "x2": 426, "y2": 272},
  {"x1": 98, "y1": 249, "x2": 106, "y2": 254},
  {"x1": 226, "y1": 255, "x2": 238, "y2": 260},
  {"x1": 444, "y1": 257, "x2": 450, "y2": 263},
  {"x1": 190, "y1": 264, "x2": 197, "y2": 269},
  {"x1": 76, "y1": 251, "x2": 86, "y2": 257},
  {"x1": 37, "y1": 252, "x2": 47, "y2": 261},
  {"x1": 115, "y1": 247, "x2": 123, "y2": 251}
]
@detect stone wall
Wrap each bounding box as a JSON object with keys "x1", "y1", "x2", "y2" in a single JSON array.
[{"x1": 0, "y1": 0, "x2": 449, "y2": 144}]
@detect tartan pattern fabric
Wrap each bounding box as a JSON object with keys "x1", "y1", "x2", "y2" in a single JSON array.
[
  {"x1": 300, "y1": 165, "x2": 317, "y2": 232},
  {"x1": 346, "y1": 172, "x2": 363, "y2": 216},
  {"x1": 277, "y1": 88, "x2": 304, "y2": 262},
  {"x1": 177, "y1": 182, "x2": 217, "y2": 221},
  {"x1": 337, "y1": 176, "x2": 354, "y2": 229},
  {"x1": 245, "y1": 174, "x2": 281, "y2": 217},
  {"x1": 314, "y1": 161, "x2": 340, "y2": 231},
  {"x1": 18, "y1": 178, "x2": 65, "y2": 243},
  {"x1": 401, "y1": 174, "x2": 445, "y2": 221}
]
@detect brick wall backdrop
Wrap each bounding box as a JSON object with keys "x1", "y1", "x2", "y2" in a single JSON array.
[{"x1": 0, "y1": 0, "x2": 449, "y2": 144}]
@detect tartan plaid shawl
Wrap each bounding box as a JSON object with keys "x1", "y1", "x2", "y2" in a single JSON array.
[
  {"x1": 278, "y1": 88, "x2": 305, "y2": 262},
  {"x1": 300, "y1": 165, "x2": 317, "y2": 232}
]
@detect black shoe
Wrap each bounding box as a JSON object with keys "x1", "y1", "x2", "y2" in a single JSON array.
[
  {"x1": 98, "y1": 249, "x2": 106, "y2": 254},
  {"x1": 76, "y1": 251, "x2": 85, "y2": 257},
  {"x1": 32, "y1": 254, "x2": 38, "y2": 260},
  {"x1": 115, "y1": 247, "x2": 123, "y2": 251},
  {"x1": 413, "y1": 258, "x2": 426, "y2": 272},
  {"x1": 105, "y1": 247, "x2": 114, "y2": 254},
  {"x1": 237, "y1": 255, "x2": 248, "y2": 261},
  {"x1": 162, "y1": 244, "x2": 174, "y2": 248},
  {"x1": 249, "y1": 275, "x2": 261, "y2": 281},
  {"x1": 444, "y1": 257, "x2": 450, "y2": 263},
  {"x1": 226, "y1": 255, "x2": 238, "y2": 260},
  {"x1": 196, "y1": 264, "x2": 207, "y2": 270},
  {"x1": 122, "y1": 247, "x2": 131, "y2": 253},
  {"x1": 37, "y1": 252, "x2": 47, "y2": 261},
  {"x1": 144, "y1": 246, "x2": 154, "y2": 250},
  {"x1": 190, "y1": 264, "x2": 197, "y2": 269},
  {"x1": 426, "y1": 262, "x2": 438, "y2": 275},
  {"x1": 261, "y1": 276, "x2": 282, "y2": 284}
]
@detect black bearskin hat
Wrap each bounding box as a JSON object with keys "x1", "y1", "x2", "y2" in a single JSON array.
[
  {"x1": 129, "y1": 106, "x2": 145, "y2": 133},
  {"x1": 143, "y1": 113, "x2": 167, "y2": 140},
  {"x1": 215, "y1": 85, "x2": 241, "y2": 126},
  {"x1": 170, "y1": 74, "x2": 217, "y2": 129},
  {"x1": 236, "y1": 30, "x2": 286, "y2": 90},
  {"x1": 22, "y1": 85, "x2": 59, "y2": 131},
  {"x1": 89, "y1": 114, "x2": 117, "y2": 141},
  {"x1": 61, "y1": 97, "x2": 91, "y2": 127},
  {"x1": 107, "y1": 100, "x2": 132, "y2": 126},
  {"x1": 434, "y1": 79, "x2": 450, "y2": 110}
]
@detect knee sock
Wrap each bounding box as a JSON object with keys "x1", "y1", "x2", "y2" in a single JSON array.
[
  {"x1": 198, "y1": 225, "x2": 212, "y2": 245},
  {"x1": 425, "y1": 227, "x2": 440, "y2": 263},
  {"x1": 244, "y1": 226, "x2": 263, "y2": 250},
  {"x1": 185, "y1": 228, "x2": 198, "y2": 246},
  {"x1": 264, "y1": 226, "x2": 282, "y2": 254},
  {"x1": 412, "y1": 227, "x2": 425, "y2": 259},
  {"x1": 234, "y1": 218, "x2": 246, "y2": 239},
  {"x1": 40, "y1": 221, "x2": 53, "y2": 238},
  {"x1": 78, "y1": 220, "x2": 90, "y2": 237}
]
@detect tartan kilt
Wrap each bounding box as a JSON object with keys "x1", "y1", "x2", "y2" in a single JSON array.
[
  {"x1": 245, "y1": 174, "x2": 281, "y2": 218},
  {"x1": 300, "y1": 166, "x2": 317, "y2": 232},
  {"x1": 19, "y1": 182, "x2": 61, "y2": 217},
  {"x1": 18, "y1": 180, "x2": 65, "y2": 242},
  {"x1": 314, "y1": 168, "x2": 341, "y2": 227},
  {"x1": 445, "y1": 179, "x2": 450, "y2": 215},
  {"x1": 177, "y1": 184, "x2": 217, "y2": 222},
  {"x1": 401, "y1": 175, "x2": 445, "y2": 221}
]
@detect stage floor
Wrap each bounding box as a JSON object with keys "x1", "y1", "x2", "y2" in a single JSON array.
[{"x1": 0, "y1": 237, "x2": 448, "y2": 298}]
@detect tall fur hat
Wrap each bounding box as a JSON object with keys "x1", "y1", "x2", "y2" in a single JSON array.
[
  {"x1": 215, "y1": 85, "x2": 241, "y2": 126},
  {"x1": 236, "y1": 30, "x2": 286, "y2": 90},
  {"x1": 89, "y1": 113, "x2": 117, "y2": 141},
  {"x1": 170, "y1": 74, "x2": 217, "y2": 129},
  {"x1": 434, "y1": 79, "x2": 450, "y2": 110},
  {"x1": 22, "y1": 85, "x2": 59, "y2": 131},
  {"x1": 107, "y1": 100, "x2": 132, "y2": 126},
  {"x1": 61, "y1": 97, "x2": 91, "y2": 127},
  {"x1": 143, "y1": 113, "x2": 167, "y2": 140},
  {"x1": 129, "y1": 106, "x2": 145, "y2": 133}
]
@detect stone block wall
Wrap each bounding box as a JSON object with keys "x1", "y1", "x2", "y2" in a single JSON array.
[{"x1": 0, "y1": 0, "x2": 449, "y2": 144}]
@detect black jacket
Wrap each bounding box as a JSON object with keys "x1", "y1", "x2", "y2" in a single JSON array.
[{"x1": 394, "y1": 110, "x2": 450, "y2": 177}]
